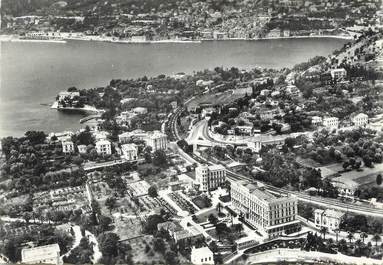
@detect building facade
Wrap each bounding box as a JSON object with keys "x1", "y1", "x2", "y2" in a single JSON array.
[
  {"x1": 121, "y1": 143, "x2": 138, "y2": 161},
  {"x1": 311, "y1": 116, "x2": 322, "y2": 126},
  {"x1": 95, "y1": 140, "x2": 112, "y2": 155},
  {"x1": 314, "y1": 209, "x2": 344, "y2": 232},
  {"x1": 195, "y1": 164, "x2": 226, "y2": 191},
  {"x1": 330, "y1": 68, "x2": 347, "y2": 80},
  {"x1": 61, "y1": 141, "x2": 74, "y2": 153},
  {"x1": 231, "y1": 181, "x2": 300, "y2": 239},
  {"x1": 145, "y1": 131, "x2": 168, "y2": 151},
  {"x1": 351, "y1": 113, "x2": 368, "y2": 127},
  {"x1": 323, "y1": 117, "x2": 339, "y2": 130},
  {"x1": 77, "y1": 144, "x2": 87, "y2": 154},
  {"x1": 191, "y1": 247, "x2": 214, "y2": 265}
]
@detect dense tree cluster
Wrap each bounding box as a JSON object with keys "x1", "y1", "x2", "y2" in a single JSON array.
[
  {"x1": 1, "y1": 132, "x2": 87, "y2": 195},
  {"x1": 98, "y1": 232, "x2": 133, "y2": 265},
  {"x1": 341, "y1": 214, "x2": 383, "y2": 235},
  {"x1": 63, "y1": 237, "x2": 94, "y2": 264}
]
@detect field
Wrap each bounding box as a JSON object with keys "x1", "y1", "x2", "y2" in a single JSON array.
[
  {"x1": 113, "y1": 217, "x2": 143, "y2": 240},
  {"x1": 122, "y1": 234, "x2": 190, "y2": 264},
  {"x1": 320, "y1": 162, "x2": 383, "y2": 192},
  {"x1": 326, "y1": 163, "x2": 383, "y2": 181}
]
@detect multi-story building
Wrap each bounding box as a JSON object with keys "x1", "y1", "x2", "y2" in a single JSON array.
[
  {"x1": 21, "y1": 244, "x2": 62, "y2": 265},
  {"x1": 351, "y1": 113, "x2": 368, "y2": 127},
  {"x1": 311, "y1": 116, "x2": 322, "y2": 126},
  {"x1": 95, "y1": 140, "x2": 112, "y2": 155},
  {"x1": 330, "y1": 68, "x2": 347, "y2": 80},
  {"x1": 231, "y1": 181, "x2": 300, "y2": 238},
  {"x1": 314, "y1": 209, "x2": 344, "y2": 232},
  {"x1": 118, "y1": 129, "x2": 147, "y2": 143},
  {"x1": 323, "y1": 117, "x2": 339, "y2": 130},
  {"x1": 61, "y1": 141, "x2": 74, "y2": 154},
  {"x1": 195, "y1": 164, "x2": 226, "y2": 191},
  {"x1": 145, "y1": 131, "x2": 168, "y2": 152},
  {"x1": 121, "y1": 143, "x2": 138, "y2": 161}
]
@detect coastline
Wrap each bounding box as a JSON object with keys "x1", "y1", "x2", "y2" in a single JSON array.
[
  {"x1": 0, "y1": 33, "x2": 353, "y2": 44},
  {"x1": 0, "y1": 35, "x2": 67, "y2": 43},
  {"x1": 51, "y1": 101, "x2": 103, "y2": 115}
]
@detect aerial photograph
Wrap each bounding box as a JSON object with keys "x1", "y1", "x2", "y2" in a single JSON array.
[{"x1": 0, "y1": 0, "x2": 383, "y2": 264}]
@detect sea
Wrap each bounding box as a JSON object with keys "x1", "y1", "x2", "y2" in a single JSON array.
[{"x1": 0, "y1": 38, "x2": 348, "y2": 137}]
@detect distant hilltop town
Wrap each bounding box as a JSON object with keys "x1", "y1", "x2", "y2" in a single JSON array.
[{"x1": 1, "y1": 0, "x2": 383, "y2": 42}]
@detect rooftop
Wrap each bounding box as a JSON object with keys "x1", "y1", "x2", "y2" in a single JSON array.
[
  {"x1": 191, "y1": 246, "x2": 213, "y2": 257},
  {"x1": 96, "y1": 139, "x2": 110, "y2": 145},
  {"x1": 207, "y1": 164, "x2": 225, "y2": 171},
  {"x1": 21, "y1": 243, "x2": 60, "y2": 263},
  {"x1": 121, "y1": 143, "x2": 137, "y2": 151},
  {"x1": 248, "y1": 185, "x2": 276, "y2": 202},
  {"x1": 315, "y1": 209, "x2": 344, "y2": 219}
]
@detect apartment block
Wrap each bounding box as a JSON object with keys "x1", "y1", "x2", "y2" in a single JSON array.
[
  {"x1": 195, "y1": 164, "x2": 226, "y2": 191},
  {"x1": 231, "y1": 181, "x2": 300, "y2": 238}
]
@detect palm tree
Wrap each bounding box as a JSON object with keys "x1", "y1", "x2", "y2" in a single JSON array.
[
  {"x1": 320, "y1": 227, "x2": 328, "y2": 240},
  {"x1": 360, "y1": 232, "x2": 368, "y2": 244},
  {"x1": 216, "y1": 202, "x2": 222, "y2": 215},
  {"x1": 372, "y1": 234, "x2": 381, "y2": 247},
  {"x1": 334, "y1": 228, "x2": 340, "y2": 243},
  {"x1": 355, "y1": 239, "x2": 362, "y2": 249},
  {"x1": 347, "y1": 232, "x2": 354, "y2": 243},
  {"x1": 236, "y1": 223, "x2": 244, "y2": 236}
]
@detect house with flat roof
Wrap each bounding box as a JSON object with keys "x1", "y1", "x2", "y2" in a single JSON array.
[
  {"x1": 95, "y1": 140, "x2": 112, "y2": 155},
  {"x1": 323, "y1": 117, "x2": 339, "y2": 130}
]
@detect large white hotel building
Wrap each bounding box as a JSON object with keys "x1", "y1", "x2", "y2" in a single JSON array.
[{"x1": 231, "y1": 180, "x2": 300, "y2": 238}]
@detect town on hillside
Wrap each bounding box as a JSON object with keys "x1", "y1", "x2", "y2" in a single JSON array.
[{"x1": 1, "y1": 0, "x2": 383, "y2": 42}]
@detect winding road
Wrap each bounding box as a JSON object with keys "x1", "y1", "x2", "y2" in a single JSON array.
[{"x1": 169, "y1": 109, "x2": 383, "y2": 218}]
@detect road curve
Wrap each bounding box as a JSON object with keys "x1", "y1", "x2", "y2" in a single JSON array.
[{"x1": 181, "y1": 115, "x2": 383, "y2": 218}]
